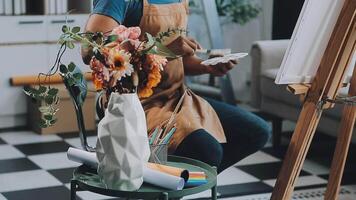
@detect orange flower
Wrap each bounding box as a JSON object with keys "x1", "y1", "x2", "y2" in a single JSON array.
[
  {"x1": 138, "y1": 54, "x2": 167, "y2": 98},
  {"x1": 92, "y1": 72, "x2": 104, "y2": 90},
  {"x1": 146, "y1": 65, "x2": 161, "y2": 88},
  {"x1": 139, "y1": 87, "x2": 153, "y2": 98}
]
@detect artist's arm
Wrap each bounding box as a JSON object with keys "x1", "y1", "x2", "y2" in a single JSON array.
[
  {"x1": 81, "y1": 14, "x2": 120, "y2": 64},
  {"x1": 180, "y1": 37, "x2": 237, "y2": 76}
]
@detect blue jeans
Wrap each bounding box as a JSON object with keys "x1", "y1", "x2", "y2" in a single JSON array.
[{"x1": 174, "y1": 98, "x2": 271, "y2": 173}]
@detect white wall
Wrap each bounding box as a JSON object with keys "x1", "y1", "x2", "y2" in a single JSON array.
[
  {"x1": 187, "y1": 0, "x2": 274, "y2": 99},
  {"x1": 0, "y1": 15, "x2": 88, "y2": 129},
  {"x1": 221, "y1": 0, "x2": 274, "y2": 101}
]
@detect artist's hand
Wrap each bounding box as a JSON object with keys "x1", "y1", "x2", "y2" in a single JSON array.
[
  {"x1": 166, "y1": 36, "x2": 202, "y2": 57},
  {"x1": 203, "y1": 54, "x2": 238, "y2": 77}
]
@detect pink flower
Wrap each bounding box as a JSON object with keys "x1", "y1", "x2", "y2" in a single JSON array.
[
  {"x1": 111, "y1": 25, "x2": 130, "y2": 42},
  {"x1": 111, "y1": 25, "x2": 127, "y2": 35},
  {"x1": 127, "y1": 27, "x2": 141, "y2": 40},
  {"x1": 90, "y1": 58, "x2": 104, "y2": 72},
  {"x1": 111, "y1": 25, "x2": 141, "y2": 43}
]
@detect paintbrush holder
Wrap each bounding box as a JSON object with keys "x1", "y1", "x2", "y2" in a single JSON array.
[{"x1": 149, "y1": 144, "x2": 168, "y2": 164}]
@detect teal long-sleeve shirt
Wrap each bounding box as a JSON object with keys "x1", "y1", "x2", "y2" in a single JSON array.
[{"x1": 93, "y1": 0, "x2": 182, "y2": 27}]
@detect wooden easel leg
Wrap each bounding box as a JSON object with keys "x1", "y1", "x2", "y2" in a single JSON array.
[
  {"x1": 271, "y1": 102, "x2": 322, "y2": 200},
  {"x1": 324, "y1": 104, "x2": 356, "y2": 200},
  {"x1": 325, "y1": 66, "x2": 356, "y2": 200}
]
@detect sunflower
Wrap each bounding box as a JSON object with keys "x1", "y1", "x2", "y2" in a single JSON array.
[{"x1": 108, "y1": 48, "x2": 134, "y2": 79}]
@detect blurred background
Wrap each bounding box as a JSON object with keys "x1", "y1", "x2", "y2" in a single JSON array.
[{"x1": 1, "y1": 0, "x2": 356, "y2": 200}]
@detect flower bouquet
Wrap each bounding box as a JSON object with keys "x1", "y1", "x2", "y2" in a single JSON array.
[{"x1": 25, "y1": 24, "x2": 178, "y2": 190}]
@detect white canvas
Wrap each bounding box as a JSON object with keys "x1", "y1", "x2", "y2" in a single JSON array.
[{"x1": 275, "y1": 0, "x2": 354, "y2": 84}]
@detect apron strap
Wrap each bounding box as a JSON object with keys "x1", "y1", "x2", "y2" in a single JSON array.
[
  {"x1": 183, "y1": 0, "x2": 189, "y2": 14},
  {"x1": 143, "y1": 0, "x2": 149, "y2": 6}
]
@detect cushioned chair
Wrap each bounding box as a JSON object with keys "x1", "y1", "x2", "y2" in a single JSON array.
[{"x1": 250, "y1": 40, "x2": 355, "y2": 146}]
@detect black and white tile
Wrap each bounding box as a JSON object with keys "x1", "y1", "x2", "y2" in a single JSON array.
[{"x1": 0, "y1": 129, "x2": 355, "y2": 200}]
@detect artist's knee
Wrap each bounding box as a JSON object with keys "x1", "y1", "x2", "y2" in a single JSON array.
[
  {"x1": 252, "y1": 119, "x2": 271, "y2": 149},
  {"x1": 174, "y1": 129, "x2": 223, "y2": 168},
  {"x1": 200, "y1": 140, "x2": 223, "y2": 168},
  {"x1": 186, "y1": 131, "x2": 223, "y2": 168}
]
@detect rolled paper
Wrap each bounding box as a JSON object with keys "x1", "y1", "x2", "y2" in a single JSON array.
[
  {"x1": 67, "y1": 147, "x2": 185, "y2": 190},
  {"x1": 185, "y1": 179, "x2": 208, "y2": 187},
  {"x1": 147, "y1": 162, "x2": 189, "y2": 182},
  {"x1": 189, "y1": 171, "x2": 206, "y2": 179},
  {"x1": 190, "y1": 171, "x2": 205, "y2": 175},
  {"x1": 67, "y1": 147, "x2": 98, "y2": 168},
  {"x1": 143, "y1": 167, "x2": 185, "y2": 190},
  {"x1": 189, "y1": 176, "x2": 206, "y2": 180}
]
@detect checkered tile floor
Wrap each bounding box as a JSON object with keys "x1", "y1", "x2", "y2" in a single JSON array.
[{"x1": 0, "y1": 130, "x2": 356, "y2": 200}]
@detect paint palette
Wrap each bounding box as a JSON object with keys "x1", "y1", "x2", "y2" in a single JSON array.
[{"x1": 201, "y1": 53, "x2": 248, "y2": 66}]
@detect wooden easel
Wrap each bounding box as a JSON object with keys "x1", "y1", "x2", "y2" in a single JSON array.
[{"x1": 271, "y1": 0, "x2": 356, "y2": 199}]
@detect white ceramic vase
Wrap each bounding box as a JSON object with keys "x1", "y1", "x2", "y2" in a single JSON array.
[{"x1": 96, "y1": 93, "x2": 150, "y2": 191}]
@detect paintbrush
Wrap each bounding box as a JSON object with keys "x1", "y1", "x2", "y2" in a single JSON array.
[{"x1": 195, "y1": 48, "x2": 231, "y2": 55}]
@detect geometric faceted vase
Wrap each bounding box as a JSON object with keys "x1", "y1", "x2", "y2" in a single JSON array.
[{"x1": 96, "y1": 93, "x2": 150, "y2": 191}]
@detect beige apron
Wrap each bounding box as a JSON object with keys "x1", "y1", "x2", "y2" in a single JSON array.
[{"x1": 139, "y1": 0, "x2": 226, "y2": 152}]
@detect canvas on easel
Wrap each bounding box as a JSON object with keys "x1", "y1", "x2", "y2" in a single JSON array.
[
  {"x1": 271, "y1": 0, "x2": 356, "y2": 199},
  {"x1": 275, "y1": 0, "x2": 354, "y2": 85}
]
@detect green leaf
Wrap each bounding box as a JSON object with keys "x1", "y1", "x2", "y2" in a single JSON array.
[
  {"x1": 23, "y1": 87, "x2": 37, "y2": 97},
  {"x1": 105, "y1": 35, "x2": 118, "y2": 44},
  {"x1": 145, "y1": 33, "x2": 155, "y2": 47},
  {"x1": 67, "y1": 77, "x2": 76, "y2": 86},
  {"x1": 49, "y1": 118, "x2": 57, "y2": 125},
  {"x1": 62, "y1": 25, "x2": 69, "y2": 33},
  {"x1": 151, "y1": 42, "x2": 177, "y2": 58},
  {"x1": 38, "y1": 86, "x2": 47, "y2": 94},
  {"x1": 63, "y1": 67, "x2": 87, "y2": 107},
  {"x1": 45, "y1": 96, "x2": 54, "y2": 104},
  {"x1": 59, "y1": 64, "x2": 68, "y2": 74},
  {"x1": 73, "y1": 73, "x2": 83, "y2": 80},
  {"x1": 67, "y1": 41, "x2": 75, "y2": 49},
  {"x1": 58, "y1": 38, "x2": 65, "y2": 45},
  {"x1": 34, "y1": 94, "x2": 42, "y2": 101},
  {"x1": 72, "y1": 26, "x2": 80, "y2": 33},
  {"x1": 39, "y1": 119, "x2": 48, "y2": 128},
  {"x1": 44, "y1": 115, "x2": 53, "y2": 120},
  {"x1": 39, "y1": 106, "x2": 50, "y2": 114},
  {"x1": 47, "y1": 88, "x2": 59, "y2": 96},
  {"x1": 68, "y1": 62, "x2": 76, "y2": 72}
]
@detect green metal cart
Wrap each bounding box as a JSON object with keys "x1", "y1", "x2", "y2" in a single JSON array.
[{"x1": 70, "y1": 156, "x2": 218, "y2": 200}]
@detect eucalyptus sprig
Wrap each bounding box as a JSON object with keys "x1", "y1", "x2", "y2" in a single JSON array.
[
  {"x1": 24, "y1": 25, "x2": 88, "y2": 128},
  {"x1": 24, "y1": 86, "x2": 59, "y2": 128},
  {"x1": 156, "y1": 28, "x2": 188, "y2": 43}
]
